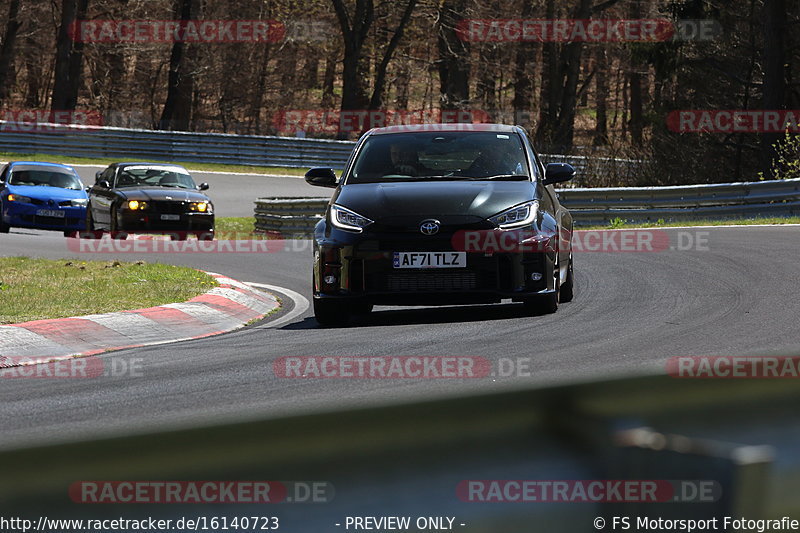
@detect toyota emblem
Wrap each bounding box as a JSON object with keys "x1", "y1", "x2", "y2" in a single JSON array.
[{"x1": 419, "y1": 219, "x2": 440, "y2": 235}]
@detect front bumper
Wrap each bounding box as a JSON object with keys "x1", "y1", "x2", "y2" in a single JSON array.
[
  {"x1": 118, "y1": 209, "x2": 214, "y2": 235},
  {"x1": 313, "y1": 225, "x2": 558, "y2": 306},
  {"x1": 3, "y1": 203, "x2": 86, "y2": 231}
]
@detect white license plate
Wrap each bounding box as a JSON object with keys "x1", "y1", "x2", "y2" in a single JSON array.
[
  {"x1": 160, "y1": 214, "x2": 181, "y2": 221},
  {"x1": 393, "y1": 251, "x2": 466, "y2": 269},
  {"x1": 36, "y1": 209, "x2": 65, "y2": 218}
]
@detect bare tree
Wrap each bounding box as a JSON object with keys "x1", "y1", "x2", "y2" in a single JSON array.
[{"x1": 51, "y1": 0, "x2": 90, "y2": 111}]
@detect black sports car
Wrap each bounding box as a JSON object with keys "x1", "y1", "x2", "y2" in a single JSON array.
[
  {"x1": 305, "y1": 123, "x2": 575, "y2": 326},
  {"x1": 85, "y1": 162, "x2": 214, "y2": 240}
]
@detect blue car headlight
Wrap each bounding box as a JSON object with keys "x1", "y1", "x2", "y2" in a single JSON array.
[
  {"x1": 70, "y1": 198, "x2": 88, "y2": 207},
  {"x1": 7, "y1": 194, "x2": 33, "y2": 204},
  {"x1": 489, "y1": 200, "x2": 539, "y2": 229}
]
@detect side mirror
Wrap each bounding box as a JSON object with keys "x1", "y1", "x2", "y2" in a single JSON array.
[
  {"x1": 198, "y1": 182, "x2": 209, "y2": 191},
  {"x1": 305, "y1": 168, "x2": 337, "y2": 188},
  {"x1": 98, "y1": 180, "x2": 111, "y2": 189},
  {"x1": 542, "y1": 163, "x2": 575, "y2": 186},
  {"x1": 95, "y1": 171, "x2": 103, "y2": 181}
]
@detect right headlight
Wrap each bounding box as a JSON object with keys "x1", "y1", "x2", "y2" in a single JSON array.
[
  {"x1": 489, "y1": 200, "x2": 539, "y2": 229},
  {"x1": 330, "y1": 204, "x2": 373, "y2": 233}
]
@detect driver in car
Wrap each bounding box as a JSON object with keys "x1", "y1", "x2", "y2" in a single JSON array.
[{"x1": 387, "y1": 143, "x2": 424, "y2": 176}]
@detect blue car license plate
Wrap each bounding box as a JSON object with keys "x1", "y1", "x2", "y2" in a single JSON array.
[{"x1": 36, "y1": 209, "x2": 65, "y2": 218}]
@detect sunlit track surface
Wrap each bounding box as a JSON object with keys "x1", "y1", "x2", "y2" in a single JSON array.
[{"x1": 0, "y1": 224, "x2": 799, "y2": 449}]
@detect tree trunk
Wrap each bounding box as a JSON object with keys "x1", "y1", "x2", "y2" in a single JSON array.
[
  {"x1": 437, "y1": 0, "x2": 470, "y2": 110},
  {"x1": 51, "y1": 0, "x2": 89, "y2": 112},
  {"x1": 158, "y1": 0, "x2": 201, "y2": 131},
  {"x1": 552, "y1": 0, "x2": 593, "y2": 151},
  {"x1": 628, "y1": 0, "x2": 644, "y2": 146},
  {"x1": 368, "y1": 0, "x2": 417, "y2": 110},
  {"x1": 593, "y1": 46, "x2": 609, "y2": 145},
  {"x1": 761, "y1": 0, "x2": 787, "y2": 177},
  {"x1": 0, "y1": 0, "x2": 21, "y2": 101}
]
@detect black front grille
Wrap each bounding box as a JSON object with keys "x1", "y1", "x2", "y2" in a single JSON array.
[
  {"x1": 152, "y1": 201, "x2": 186, "y2": 214},
  {"x1": 367, "y1": 271, "x2": 479, "y2": 292}
]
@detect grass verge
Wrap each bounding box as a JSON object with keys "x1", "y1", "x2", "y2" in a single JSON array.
[
  {"x1": 0, "y1": 151, "x2": 324, "y2": 177},
  {"x1": 0, "y1": 257, "x2": 217, "y2": 324},
  {"x1": 581, "y1": 216, "x2": 800, "y2": 230},
  {"x1": 215, "y1": 217, "x2": 256, "y2": 236}
]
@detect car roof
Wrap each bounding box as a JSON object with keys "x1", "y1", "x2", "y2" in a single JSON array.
[
  {"x1": 366, "y1": 123, "x2": 522, "y2": 135},
  {"x1": 115, "y1": 162, "x2": 189, "y2": 170},
  {"x1": 8, "y1": 161, "x2": 78, "y2": 172}
]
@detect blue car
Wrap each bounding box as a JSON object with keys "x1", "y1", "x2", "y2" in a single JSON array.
[{"x1": 0, "y1": 161, "x2": 88, "y2": 236}]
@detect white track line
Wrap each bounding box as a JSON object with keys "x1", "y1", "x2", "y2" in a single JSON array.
[{"x1": 245, "y1": 282, "x2": 310, "y2": 328}]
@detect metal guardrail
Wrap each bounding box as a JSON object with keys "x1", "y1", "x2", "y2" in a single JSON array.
[
  {"x1": 0, "y1": 122, "x2": 355, "y2": 168},
  {"x1": 254, "y1": 177, "x2": 800, "y2": 234},
  {"x1": 0, "y1": 121, "x2": 636, "y2": 180}
]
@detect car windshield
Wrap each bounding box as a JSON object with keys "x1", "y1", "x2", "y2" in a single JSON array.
[
  {"x1": 116, "y1": 167, "x2": 197, "y2": 189},
  {"x1": 348, "y1": 131, "x2": 529, "y2": 184},
  {"x1": 8, "y1": 168, "x2": 82, "y2": 190}
]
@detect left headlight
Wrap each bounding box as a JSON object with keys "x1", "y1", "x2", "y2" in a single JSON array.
[
  {"x1": 70, "y1": 199, "x2": 89, "y2": 207},
  {"x1": 126, "y1": 200, "x2": 148, "y2": 210},
  {"x1": 188, "y1": 201, "x2": 212, "y2": 213},
  {"x1": 489, "y1": 200, "x2": 539, "y2": 229},
  {"x1": 7, "y1": 194, "x2": 32, "y2": 203},
  {"x1": 330, "y1": 204, "x2": 373, "y2": 233}
]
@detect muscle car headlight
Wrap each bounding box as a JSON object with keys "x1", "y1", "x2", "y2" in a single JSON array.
[
  {"x1": 70, "y1": 198, "x2": 88, "y2": 207},
  {"x1": 7, "y1": 194, "x2": 32, "y2": 203},
  {"x1": 330, "y1": 204, "x2": 373, "y2": 233},
  {"x1": 126, "y1": 200, "x2": 148, "y2": 210},
  {"x1": 489, "y1": 200, "x2": 539, "y2": 229},
  {"x1": 189, "y1": 201, "x2": 212, "y2": 213}
]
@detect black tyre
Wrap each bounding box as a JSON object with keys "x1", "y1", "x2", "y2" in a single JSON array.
[
  {"x1": 0, "y1": 203, "x2": 9, "y2": 233},
  {"x1": 313, "y1": 298, "x2": 351, "y2": 327},
  {"x1": 110, "y1": 206, "x2": 127, "y2": 240},
  {"x1": 559, "y1": 253, "x2": 574, "y2": 303}
]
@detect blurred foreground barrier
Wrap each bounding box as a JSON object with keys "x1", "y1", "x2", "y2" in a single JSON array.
[
  {"x1": 1, "y1": 374, "x2": 795, "y2": 532},
  {"x1": 255, "y1": 178, "x2": 800, "y2": 234}
]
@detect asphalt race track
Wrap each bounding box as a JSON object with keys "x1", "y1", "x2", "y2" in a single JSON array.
[{"x1": 1, "y1": 170, "x2": 799, "y2": 450}]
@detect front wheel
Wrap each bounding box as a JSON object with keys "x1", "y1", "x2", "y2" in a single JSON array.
[
  {"x1": 110, "y1": 206, "x2": 128, "y2": 240},
  {"x1": 313, "y1": 298, "x2": 351, "y2": 327},
  {"x1": 0, "y1": 201, "x2": 9, "y2": 233},
  {"x1": 559, "y1": 254, "x2": 574, "y2": 303}
]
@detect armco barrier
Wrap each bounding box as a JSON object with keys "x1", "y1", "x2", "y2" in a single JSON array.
[
  {"x1": 255, "y1": 177, "x2": 800, "y2": 234},
  {"x1": 0, "y1": 121, "x2": 635, "y2": 180}
]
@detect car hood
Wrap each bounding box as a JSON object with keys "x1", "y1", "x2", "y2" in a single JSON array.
[
  {"x1": 6, "y1": 184, "x2": 87, "y2": 201},
  {"x1": 118, "y1": 187, "x2": 210, "y2": 202},
  {"x1": 333, "y1": 181, "x2": 537, "y2": 222}
]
